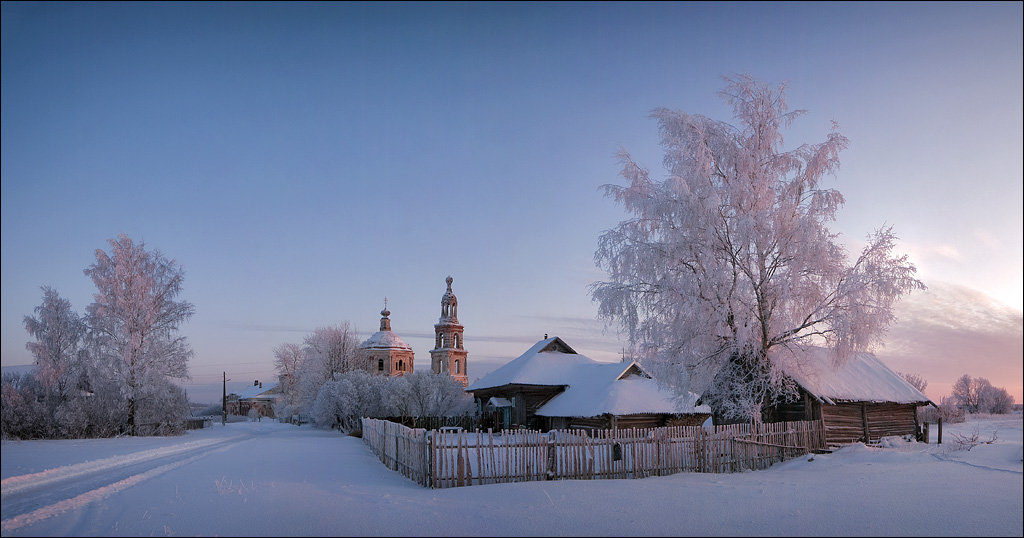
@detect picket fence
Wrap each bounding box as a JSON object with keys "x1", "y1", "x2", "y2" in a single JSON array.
[{"x1": 361, "y1": 418, "x2": 826, "y2": 489}]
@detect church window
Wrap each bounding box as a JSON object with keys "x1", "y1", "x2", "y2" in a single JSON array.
[{"x1": 378, "y1": 359, "x2": 384, "y2": 372}]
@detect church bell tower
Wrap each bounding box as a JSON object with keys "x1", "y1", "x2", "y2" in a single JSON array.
[{"x1": 430, "y1": 276, "x2": 468, "y2": 387}]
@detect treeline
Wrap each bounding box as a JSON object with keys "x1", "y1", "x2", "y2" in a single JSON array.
[
  {"x1": 948, "y1": 374, "x2": 1014, "y2": 414},
  {"x1": 2, "y1": 235, "x2": 194, "y2": 440},
  {"x1": 900, "y1": 371, "x2": 1015, "y2": 424}
]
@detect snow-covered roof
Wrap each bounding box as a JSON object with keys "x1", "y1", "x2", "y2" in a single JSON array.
[
  {"x1": 487, "y1": 397, "x2": 513, "y2": 408},
  {"x1": 360, "y1": 330, "x2": 413, "y2": 351},
  {"x1": 467, "y1": 336, "x2": 710, "y2": 417},
  {"x1": 536, "y1": 362, "x2": 710, "y2": 417},
  {"x1": 236, "y1": 381, "x2": 279, "y2": 400},
  {"x1": 466, "y1": 337, "x2": 597, "y2": 390},
  {"x1": 778, "y1": 347, "x2": 931, "y2": 405}
]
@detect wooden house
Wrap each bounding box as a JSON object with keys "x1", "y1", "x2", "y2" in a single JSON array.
[
  {"x1": 226, "y1": 380, "x2": 281, "y2": 419},
  {"x1": 760, "y1": 347, "x2": 934, "y2": 445},
  {"x1": 466, "y1": 336, "x2": 710, "y2": 431}
]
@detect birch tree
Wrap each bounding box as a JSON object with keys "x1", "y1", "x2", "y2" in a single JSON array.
[
  {"x1": 591, "y1": 75, "x2": 925, "y2": 422},
  {"x1": 84, "y1": 234, "x2": 194, "y2": 435},
  {"x1": 23, "y1": 286, "x2": 87, "y2": 403},
  {"x1": 302, "y1": 323, "x2": 361, "y2": 382},
  {"x1": 272, "y1": 342, "x2": 304, "y2": 418}
]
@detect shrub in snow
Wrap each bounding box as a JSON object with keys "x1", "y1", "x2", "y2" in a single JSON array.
[
  {"x1": 919, "y1": 396, "x2": 965, "y2": 424},
  {"x1": 309, "y1": 370, "x2": 473, "y2": 434}
]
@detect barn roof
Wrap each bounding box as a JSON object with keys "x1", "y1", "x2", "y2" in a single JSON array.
[
  {"x1": 778, "y1": 347, "x2": 931, "y2": 405},
  {"x1": 467, "y1": 336, "x2": 709, "y2": 417}
]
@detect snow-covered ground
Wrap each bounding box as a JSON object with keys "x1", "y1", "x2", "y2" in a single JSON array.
[{"x1": 2, "y1": 414, "x2": 1021, "y2": 537}]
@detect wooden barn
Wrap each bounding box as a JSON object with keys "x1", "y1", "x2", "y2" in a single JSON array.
[
  {"x1": 760, "y1": 347, "x2": 934, "y2": 446},
  {"x1": 466, "y1": 336, "x2": 710, "y2": 431}
]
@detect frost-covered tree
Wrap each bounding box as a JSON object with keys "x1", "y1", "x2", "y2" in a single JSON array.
[
  {"x1": 591, "y1": 75, "x2": 925, "y2": 422},
  {"x1": 303, "y1": 323, "x2": 361, "y2": 381},
  {"x1": 978, "y1": 384, "x2": 1014, "y2": 415},
  {"x1": 1, "y1": 371, "x2": 50, "y2": 439},
  {"x1": 951, "y1": 374, "x2": 979, "y2": 413},
  {"x1": 952, "y1": 374, "x2": 1014, "y2": 414},
  {"x1": 84, "y1": 234, "x2": 195, "y2": 435},
  {"x1": 307, "y1": 370, "x2": 472, "y2": 432},
  {"x1": 23, "y1": 286, "x2": 87, "y2": 403},
  {"x1": 397, "y1": 371, "x2": 474, "y2": 417},
  {"x1": 272, "y1": 342, "x2": 304, "y2": 418},
  {"x1": 311, "y1": 371, "x2": 393, "y2": 432},
  {"x1": 897, "y1": 371, "x2": 928, "y2": 394},
  {"x1": 295, "y1": 323, "x2": 362, "y2": 413}
]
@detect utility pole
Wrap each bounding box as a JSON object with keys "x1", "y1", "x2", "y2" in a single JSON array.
[{"x1": 222, "y1": 371, "x2": 228, "y2": 426}]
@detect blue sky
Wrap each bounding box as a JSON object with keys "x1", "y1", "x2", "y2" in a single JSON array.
[{"x1": 2, "y1": 1, "x2": 1021, "y2": 404}]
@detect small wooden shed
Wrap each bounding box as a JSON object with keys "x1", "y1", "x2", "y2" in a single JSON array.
[{"x1": 763, "y1": 347, "x2": 934, "y2": 445}]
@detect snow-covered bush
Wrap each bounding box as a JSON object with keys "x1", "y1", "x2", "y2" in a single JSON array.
[
  {"x1": 309, "y1": 370, "x2": 473, "y2": 434},
  {"x1": 919, "y1": 396, "x2": 965, "y2": 424}
]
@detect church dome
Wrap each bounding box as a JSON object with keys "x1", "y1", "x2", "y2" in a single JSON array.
[
  {"x1": 360, "y1": 304, "x2": 413, "y2": 351},
  {"x1": 360, "y1": 330, "x2": 413, "y2": 351}
]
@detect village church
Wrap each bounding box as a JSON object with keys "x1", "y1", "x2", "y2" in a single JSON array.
[{"x1": 358, "y1": 276, "x2": 469, "y2": 387}]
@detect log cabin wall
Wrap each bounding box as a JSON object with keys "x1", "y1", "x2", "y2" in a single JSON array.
[
  {"x1": 665, "y1": 413, "x2": 712, "y2": 427},
  {"x1": 864, "y1": 402, "x2": 920, "y2": 440},
  {"x1": 820, "y1": 401, "x2": 921, "y2": 444},
  {"x1": 820, "y1": 403, "x2": 868, "y2": 444},
  {"x1": 612, "y1": 414, "x2": 665, "y2": 429},
  {"x1": 764, "y1": 391, "x2": 821, "y2": 423}
]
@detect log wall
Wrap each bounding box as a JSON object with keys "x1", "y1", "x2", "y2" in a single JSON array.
[{"x1": 820, "y1": 402, "x2": 921, "y2": 445}]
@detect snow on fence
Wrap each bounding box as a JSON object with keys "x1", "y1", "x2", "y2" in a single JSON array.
[{"x1": 361, "y1": 418, "x2": 827, "y2": 489}]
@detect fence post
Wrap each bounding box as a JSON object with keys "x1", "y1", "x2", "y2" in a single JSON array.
[{"x1": 546, "y1": 436, "x2": 556, "y2": 480}]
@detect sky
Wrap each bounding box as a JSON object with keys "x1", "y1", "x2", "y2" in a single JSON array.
[
  {"x1": 2, "y1": 2, "x2": 1021, "y2": 405},
  {"x1": 2, "y1": 414, "x2": 1021, "y2": 536}
]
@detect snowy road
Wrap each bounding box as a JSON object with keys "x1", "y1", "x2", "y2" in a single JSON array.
[
  {"x1": 1, "y1": 417, "x2": 1021, "y2": 537},
  {"x1": 1, "y1": 431, "x2": 261, "y2": 533}
]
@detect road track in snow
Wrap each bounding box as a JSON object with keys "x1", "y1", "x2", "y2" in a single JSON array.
[{"x1": 0, "y1": 432, "x2": 257, "y2": 533}]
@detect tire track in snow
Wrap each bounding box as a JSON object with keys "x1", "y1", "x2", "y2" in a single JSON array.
[
  {"x1": 1, "y1": 434, "x2": 249, "y2": 496},
  {"x1": 0, "y1": 434, "x2": 253, "y2": 533}
]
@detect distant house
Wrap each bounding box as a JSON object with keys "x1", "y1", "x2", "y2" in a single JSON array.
[
  {"x1": 466, "y1": 336, "x2": 710, "y2": 431},
  {"x1": 756, "y1": 347, "x2": 934, "y2": 445},
  {"x1": 226, "y1": 380, "x2": 281, "y2": 419}
]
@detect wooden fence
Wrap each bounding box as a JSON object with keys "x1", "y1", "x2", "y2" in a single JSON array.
[{"x1": 362, "y1": 418, "x2": 826, "y2": 489}]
